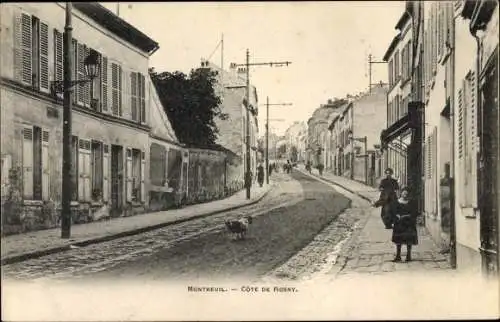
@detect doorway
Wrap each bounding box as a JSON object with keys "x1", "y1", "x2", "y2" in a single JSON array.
[{"x1": 110, "y1": 145, "x2": 124, "y2": 216}]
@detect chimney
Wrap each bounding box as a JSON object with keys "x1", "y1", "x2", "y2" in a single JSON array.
[{"x1": 327, "y1": 99, "x2": 333, "y2": 105}]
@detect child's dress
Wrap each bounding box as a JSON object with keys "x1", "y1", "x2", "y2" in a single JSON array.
[{"x1": 392, "y1": 198, "x2": 418, "y2": 245}]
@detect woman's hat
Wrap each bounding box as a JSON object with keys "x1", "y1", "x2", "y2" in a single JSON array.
[{"x1": 384, "y1": 168, "x2": 394, "y2": 175}]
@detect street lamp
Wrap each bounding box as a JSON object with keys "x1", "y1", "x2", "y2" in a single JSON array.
[{"x1": 51, "y1": 3, "x2": 101, "y2": 239}]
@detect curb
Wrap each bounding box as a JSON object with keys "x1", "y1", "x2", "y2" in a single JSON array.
[
  {"x1": 297, "y1": 168, "x2": 375, "y2": 203},
  {"x1": 1, "y1": 185, "x2": 273, "y2": 266}
]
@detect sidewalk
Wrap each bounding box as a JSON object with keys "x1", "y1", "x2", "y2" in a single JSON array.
[
  {"x1": 1, "y1": 183, "x2": 272, "y2": 265},
  {"x1": 298, "y1": 166, "x2": 451, "y2": 275}
]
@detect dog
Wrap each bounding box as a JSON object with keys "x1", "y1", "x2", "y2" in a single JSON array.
[{"x1": 224, "y1": 216, "x2": 253, "y2": 240}]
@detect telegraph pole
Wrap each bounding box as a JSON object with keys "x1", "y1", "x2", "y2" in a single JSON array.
[
  {"x1": 368, "y1": 54, "x2": 388, "y2": 93},
  {"x1": 265, "y1": 98, "x2": 292, "y2": 184},
  {"x1": 61, "y1": 3, "x2": 73, "y2": 239},
  {"x1": 231, "y1": 50, "x2": 291, "y2": 199}
]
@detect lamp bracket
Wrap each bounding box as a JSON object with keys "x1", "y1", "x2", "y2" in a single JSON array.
[{"x1": 50, "y1": 79, "x2": 92, "y2": 93}]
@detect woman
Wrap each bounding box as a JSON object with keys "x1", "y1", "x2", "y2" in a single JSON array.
[
  {"x1": 391, "y1": 187, "x2": 418, "y2": 262},
  {"x1": 257, "y1": 163, "x2": 264, "y2": 187},
  {"x1": 373, "y1": 168, "x2": 399, "y2": 229}
]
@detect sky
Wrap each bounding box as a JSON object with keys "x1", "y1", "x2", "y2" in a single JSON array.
[{"x1": 101, "y1": 1, "x2": 404, "y2": 136}]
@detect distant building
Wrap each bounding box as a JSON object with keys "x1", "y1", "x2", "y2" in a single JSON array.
[
  {"x1": 284, "y1": 121, "x2": 307, "y2": 162},
  {"x1": 329, "y1": 86, "x2": 387, "y2": 185},
  {"x1": 199, "y1": 60, "x2": 259, "y2": 185}
]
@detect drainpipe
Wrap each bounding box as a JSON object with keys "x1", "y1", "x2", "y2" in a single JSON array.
[{"x1": 469, "y1": 2, "x2": 490, "y2": 277}]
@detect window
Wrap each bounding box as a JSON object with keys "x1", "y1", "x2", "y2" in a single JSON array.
[
  {"x1": 130, "y1": 72, "x2": 146, "y2": 122},
  {"x1": 388, "y1": 59, "x2": 394, "y2": 87},
  {"x1": 78, "y1": 139, "x2": 92, "y2": 201},
  {"x1": 111, "y1": 62, "x2": 123, "y2": 116},
  {"x1": 126, "y1": 148, "x2": 145, "y2": 202},
  {"x1": 149, "y1": 143, "x2": 167, "y2": 186},
  {"x1": 22, "y1": 126, "x2": 49, "y2": 200},
  {"x1": 53, "y1": 29, "x2": 63, "y2": 83},
  {"x1": 100, "y1": 56, "x2": 109, "y2": 112},
  {"x1": 458, "y1": 71, "x2": 479, "y2": 208},
  {"x1": 91, "y1": 141, "x2": 103, "y2": 200},
  {"x1": 13, "y1": 12, "x2": 49, "y2": 93},
  {"x1": 91, "y1": 51, "x2": 103, "y2": 112},
  {"x1": 394, "y1": 50, "x2": 400, "y2": 82}
]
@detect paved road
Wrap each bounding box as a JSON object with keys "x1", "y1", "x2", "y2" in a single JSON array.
[{"x1": 2, "y1": 171, "x2": 351, "y2": 281}]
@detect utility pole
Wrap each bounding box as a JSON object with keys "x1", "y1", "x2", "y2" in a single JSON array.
[
  {"x1": 265, "y1": 98, "x2": 292, "y2": 184},
  {"x1": 368, "y1": 54, "x2": 388, "y2": 93},
  {"x1": 231, "y1": 50, "x2": 292, "y2": 199},
  {"x1": 61, "y1": 2, "x2": 73, "y2": 239}
]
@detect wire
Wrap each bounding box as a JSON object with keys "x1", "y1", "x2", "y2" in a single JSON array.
[{"x1": 207, "y1": 40, "x2": 222, "y2": 62}]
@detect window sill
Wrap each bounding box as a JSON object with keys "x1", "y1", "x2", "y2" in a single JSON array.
[{"x1": 23, "y1": 200, "x2": 43, "y2": 206}]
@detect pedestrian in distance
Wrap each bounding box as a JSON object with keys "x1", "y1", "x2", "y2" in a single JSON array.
[
  {"x1": 372, "y1": 168, "x2": 399, "y2": 229},
  {"x1": 257, "y1": 163, "x2": 264, "y2": 187},
  {"x1": 390, "y1": 187, "x2": 418, "y2": 262}
]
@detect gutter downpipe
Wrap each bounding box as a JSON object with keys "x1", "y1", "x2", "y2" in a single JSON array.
[
  {"x1": 449, "y1": 9, "x2": 457, "y2": 269},
  {"x1": 469, "y1": 1, "x2": 492, "y2": 278}
]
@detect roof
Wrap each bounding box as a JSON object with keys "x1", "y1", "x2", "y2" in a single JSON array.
[
  {"x1": 383, "y1": 34, "x2": 401, "y2": 61},
  {"x1": 395, "y1": 11, "x2": 411, "y2": 31},
  {"x1": 73, "y1": 3, "x2": 159, "y2": 55}
]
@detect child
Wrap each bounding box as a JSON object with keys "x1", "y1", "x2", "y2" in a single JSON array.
[{"x1": 391, "y1": 187, "x2": 418, "y2": 262}]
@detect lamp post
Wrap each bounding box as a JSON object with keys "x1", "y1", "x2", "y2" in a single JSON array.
[{"x1": 51, "y1": 3, "x2": 100, "y2": 239}]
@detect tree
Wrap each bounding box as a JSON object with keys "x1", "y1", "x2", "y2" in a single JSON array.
[{"x1": 150, "y1": 68, "x2": 228, "y2": 147}]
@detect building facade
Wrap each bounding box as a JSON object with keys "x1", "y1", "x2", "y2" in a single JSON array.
[
  {"x1": 382, "y1": 10, "x2": 414, "y2": 189},
  {"x1": 454, "y1": 0, "x2": 499, "y2": 277},
  {"x1": 200, "y1": 60, "x2": 259, "y2": 186},
  {"x1": 306, "y1": 99, "x2": 346, "y2": 167},
  {"x1": 0, "y1": 3, "x2": 159, "y2": 232},
  {"x1": 284, "y1": 121, "x2": 307, "y2": 162},
  {"x1": 329, "y1": 88, "x2": 387, "y2": 185}
]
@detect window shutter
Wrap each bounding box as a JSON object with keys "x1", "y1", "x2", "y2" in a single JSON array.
[
  {"x1": 19, "y1": 13, "x2": 32, "y2": 86},
  {"x1": 101, "y1": 56, "x2": 108, "y2": 112},
  {"x1": 118, "y1": 65, "x2": 123, "y2": 116},
  {"x1": 72, "y1": 39, "x2": 78, "y2": 104},
  {"x1": 78, "y1": 139, "x2": 91, "y2": 201},
  {"x1": 140, "y1": 74, "x2": 146, "y2": 123},
  {"x1": 103, "y1": 144, "x2": 110, "y2": 202},
  {"x1": 111, "y1": 63, "x2": 119, "y2": 115},
  {"x1": 53, "y1": 29, "x2": 63, "y2": 82},
  {"x1": 84, "y1": 46, "x2": 91, "y2": 107},
  {"x1": 466, "y1": 71, "x2": 478, "y2": 207},
  {"x1": 41, "y1": 130, "x2": 50, "y2": 200},
  {"x1": 126, "y1": 148, "x2": 133, "y2": 202},
  {"x1": 23, "y1": 127, "x2": 34, "y2": 199},
  {"x1": 13, "y1": 10, "x2": 23, "y2": 83},
  {"x1": 77, "y1": 42, "x2": 85, "y2": 105},
  {"x1": 39, "y1": 21, "x2": 49, "y2": 93},
  {"x1": 141, "y1": 151, "x2": 146, "y2": 203},
  {"x1": 130, "y1": 72, "x2": 138, "y2": 121}
]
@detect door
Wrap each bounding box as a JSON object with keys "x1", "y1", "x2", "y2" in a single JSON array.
[
  {"x1": 479, "y1": 51, "x2": 499, "y2": 276},
  {"x1": 111, "y1": 145, "x2": 123, "y2": 215}
]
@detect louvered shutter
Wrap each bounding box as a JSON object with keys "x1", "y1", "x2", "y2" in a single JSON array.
[
  {"x1": 78, "y1": 139, "x2": 91, "y2": 201},
  {"x1": 101, "y1": 56, "x2": 108, "y2": 112},
  {"x1": 16, "y1": 12, "x2": 32, "y2": 86},
  {"x1": 77, "y1": 43, "x2": 85, "y2": 105},
  {"x1": 111, "y1": 63, "x2": 119, "y2": 115},
  {"x1": 141, "y1": 151, "x2": 146, "y2": 203},
  {"x1": 118, "y1": 65, "x2": 123, "y2": 116},
  {"x1": 39, "y1": 21, "x2": 49, "y2": 93},
  {"x1": 140, "y1": 74, "x2": 146, "y2": 123},
  {"x1": 13, "y1": 11, "x2": 23, "y2": 83},
  {"x1": 23, "y1": 127, "x2": 34, "y2": 199},
  {"x1": 54, "y1": 29, "x2": 63, "y2": 82},
  {"x1": 41, "y1": 130, "x2": 50, "y2": 200},
  {"x1": 72, "y1": 39, "x2": 78, "y2": 104},
  {"x1": 84, "y1": 46, "x2": 91, "y2": 107},
  {"x1": 103, "y1": 144, "x2": 110, "y2": 202},
  {"x1": 466, "y1": 71, "x2": 478, "y2": 207},
  {"x1": 131, "y1": 72, "x2": 138, "y2": 121},
  {"x1": 126, "y1": 148, "x2": 133, "y2": 202}
]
